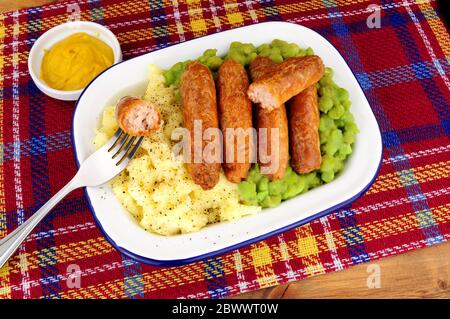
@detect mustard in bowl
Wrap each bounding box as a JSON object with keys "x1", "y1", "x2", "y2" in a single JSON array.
[{"x1": 28, "y1": 21, "x2": 122, "y2": 101}]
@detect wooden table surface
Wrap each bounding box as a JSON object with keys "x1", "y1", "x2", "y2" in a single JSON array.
[{"x1": 2, "y1": 0, "x2": 450, "y2": 299}]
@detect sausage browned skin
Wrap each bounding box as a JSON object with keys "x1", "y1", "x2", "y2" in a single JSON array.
[
  {"x1": 116, "y1": 96, "x2": 161, "y2": 136},
  {"x1": 249, "y1": 57, "x2": 289, "y2": 180},
  {"x1": 287, "y1": 84, "x2": 321, "y2": 174},
  {"x1": 217, "y1": 59, "x2": 255, "y2": 183},
  {"x1": 180, "y1": 61, "x2": 221, "y2": 190},
  {"x1": 248, "y1": 55, "x2": 325, "y2": 110}
]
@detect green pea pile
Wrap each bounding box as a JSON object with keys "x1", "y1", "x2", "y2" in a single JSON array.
[
  {"x1": 318, "y1": 67, "x2": 359, "y2": 183},
  {"x1": 163, "y1": 49, "x2": 224, "y2": 87},
  {"x1": 257, "y1": 39, "x2": 314, "y2": 63},
  {"x1": 223, "y1": 39, "x2": 314, "y2": 66},
  {"x1": 162, "y1": 39, "x2": 358, "y2": 208},
  {"x1": 226, "y1": 42, "x2": 257, "y2": 66},
  {"x1": 162, "y1": 39, "x2": 314, "y2": 87},
  {"x1": 163, "y1": 60, "x2": 188, "y2": 88},
  {"x1": 238, "y1": 165, "x2": 321, "y2": 207},
  {"x1": 238, "y1": 65, "x2": 358, "y2": 208}
]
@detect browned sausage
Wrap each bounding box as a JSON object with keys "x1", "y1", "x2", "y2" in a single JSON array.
[
  {"x1": 249, "y1": 57, "x2": 289, "y2": 180},
  {"x1": 116, "y1": 96, "x2": 161, "y2": 136},
  {"x1": 217, "y1": 59, "x2": 254, "y2": 183},
  {"x1": 248, "y1": 55, "x2": 325, "y2": 110},
  {"x1": 180, "y1": 61, "x2": 221, "y2": 190},
  {"x1": 248, "y1": 56, "x2": 277, "y2": 81},
  {"x1": 287, "y1": 84, "x2": 321, "y2": 174}
]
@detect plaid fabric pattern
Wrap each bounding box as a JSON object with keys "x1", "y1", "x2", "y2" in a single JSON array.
[{"x1": 0, "y1": 0, "x2": 449, "y2": 299}]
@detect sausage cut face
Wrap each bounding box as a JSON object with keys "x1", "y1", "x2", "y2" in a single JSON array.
[{"x1": 116, "y1": 96, "x2": 161, "y2": 136}]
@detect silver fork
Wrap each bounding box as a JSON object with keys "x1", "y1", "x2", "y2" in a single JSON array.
[{"x1": 0, "y1": 129, "x2": 143, "y2": 268}]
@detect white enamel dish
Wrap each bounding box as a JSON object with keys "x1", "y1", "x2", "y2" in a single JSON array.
[{"x1": 72, "y1": 22, "x2": 383, "y2": 266}]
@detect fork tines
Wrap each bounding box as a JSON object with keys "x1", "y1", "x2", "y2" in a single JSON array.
[{"x1": 108, "y1": 129, "x2": 144, "y2": 165}]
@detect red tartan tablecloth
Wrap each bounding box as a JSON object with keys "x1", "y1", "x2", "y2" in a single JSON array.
[{"x1": 0, "y1": 0, "x2": 449, "y2": 299}]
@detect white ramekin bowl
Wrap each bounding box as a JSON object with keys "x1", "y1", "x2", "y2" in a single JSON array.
[{"x1": 28, "y1": 21, "x2": 122, "y2": 101}]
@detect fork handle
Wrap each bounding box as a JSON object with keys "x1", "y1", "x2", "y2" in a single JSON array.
[{"x1": 0, "y1": 176, "x2": 80, "y2": 269}]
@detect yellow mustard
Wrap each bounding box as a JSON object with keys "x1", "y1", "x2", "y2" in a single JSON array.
[{"x1": 41, "y1": 32, "x2": 114, "y2": 91}]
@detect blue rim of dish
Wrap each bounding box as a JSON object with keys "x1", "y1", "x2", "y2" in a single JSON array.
[{"x1": 71, "y1": 21, "x2": 384, "y2": 267}]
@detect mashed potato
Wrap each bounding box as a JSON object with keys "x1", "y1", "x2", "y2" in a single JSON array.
[{"x1": 94, "y1": 65, "x2": 260, "y2": 235}]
